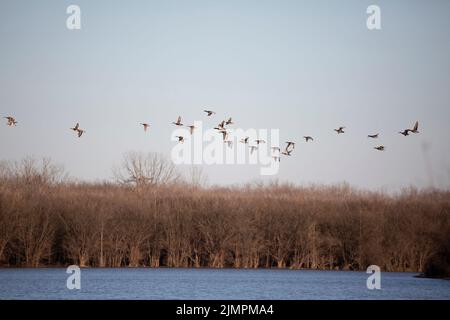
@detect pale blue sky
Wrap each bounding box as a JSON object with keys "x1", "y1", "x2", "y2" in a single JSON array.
[{"x1": 1, "y1": 0, "x2": 450, "y2": 190}]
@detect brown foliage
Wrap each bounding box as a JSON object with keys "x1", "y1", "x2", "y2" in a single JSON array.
[{"x1": 0, "y1": 158, "x2": 449, "y2": 273}]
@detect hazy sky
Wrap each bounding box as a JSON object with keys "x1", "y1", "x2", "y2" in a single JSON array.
[{"x1": 1, "y1": 0, "x2": 450, "y2": 190}]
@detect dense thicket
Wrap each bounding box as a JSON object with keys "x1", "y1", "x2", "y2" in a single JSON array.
[{"x1": 0, "y1": 157, "x2": 449, "y2": 274}]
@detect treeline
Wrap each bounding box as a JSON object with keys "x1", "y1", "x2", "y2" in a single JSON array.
[{"x1": 0, "y1": 156, "x2": 449, "y2": 274}]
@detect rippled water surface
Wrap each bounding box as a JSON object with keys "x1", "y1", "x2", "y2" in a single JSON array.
[{"x1": 0, "y1": 268, "x2": 449, "y2": 300}]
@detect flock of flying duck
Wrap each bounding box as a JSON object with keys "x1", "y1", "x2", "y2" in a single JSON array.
[{"x1": 3, "y1": 114, "x2": 420, "y2": 162}]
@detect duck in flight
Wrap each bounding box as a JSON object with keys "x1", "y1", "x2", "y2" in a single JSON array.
[
  {"x1": 334, "y1": 127, "x2": 345, "y2": 134},
  {"x1": 399, "y1": 121, "x2": 419, "y2": 136},
  {"x1": 4, "y1": 116, "x2": 17, "y2": 126},
  {"x1": 214, "y1": 121, "x2": 226, "y2": 131},
  {"x1": 172, "y1": 116, "x2": 183, "y2": 126},
  {"x1": 285, "y1": 141, "x2": 295, "y2": 150},
  {"x1": 204, "y1": 110, "x2": 215, "y2": 117},
  {"x1": 225, "y1": 117, "x2": 234, "y2": 125},
  {"x1": 141, "y1": 123, "x2": 150, "y2": 132},
  {"x1": 368, "y1": 133, "x2": 379, "y2": 138},
  {"x1": 240, "y1": 137, "x2": 249, "y2": 144},
  {"x1": 186, "y1": 125, "x2": 196, "y2": 135},
  {"x1": 70, "y1": 123, "x2": 85, "y2": 138},
  {"x1": 374, "y1": 146, "x2": 385, "y2": 151},
  {"x1": 175, "y1": 135, "x2": 184, "y2": 143},
  {"x1": 303, "y1": 136, "x2": 314, "y2": 142}
]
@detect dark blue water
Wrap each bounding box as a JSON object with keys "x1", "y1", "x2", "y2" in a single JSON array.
[{"x1": 0, "y1": 268, "x2": 448, "y2": 300}]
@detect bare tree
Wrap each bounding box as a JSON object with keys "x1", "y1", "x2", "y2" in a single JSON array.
[
  {"x1": 0, "y1": 161, "x2": 11, "y2": 180},
  {"x1": 13, "y1": 201, "x2": 55, "y2": 267},
  {"x1": 9, "y1": 157, "x2": 66, "y2": 187},
  {"x1": 0, "y1": 199, "x2": 17, "y2": 263},
  {"x1": 59, "y1": 203, "x2": 101, "y2": 267},
  {"x1": 114, "y1": 152, "x2": 180, "y2": 188}
]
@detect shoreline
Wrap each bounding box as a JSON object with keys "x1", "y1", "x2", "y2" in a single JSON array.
[
  {"x1": 0, "y1": 265, "x2": 428, "y2": 273},
  {"x1": 3, "y1": 266, "x2": 449, "y2": 280}
]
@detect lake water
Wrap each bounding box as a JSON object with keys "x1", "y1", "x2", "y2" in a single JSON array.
[{"x1": 0, "y1": 268, "x2": 449, "y2": 300}]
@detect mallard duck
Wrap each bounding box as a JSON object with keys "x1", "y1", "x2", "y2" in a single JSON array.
[
  {"x1": 172, "y1": 116, "x2": 183, "y2": 126},
  {"x1": 4, "y1": 116, "x2": 17, "y2": 126},
  {"x1": 334, "y1": 126, "x2": 345, "y2": 134},
  {"x1": 141, "y1": 123, "x2": 150, "y2": 132},
  {"x1": 186, "y1": 125, "x2": 196, "y2": 135},
  {"x1": 285, "y1": 141, "x2": 295, "y2": 150}
]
